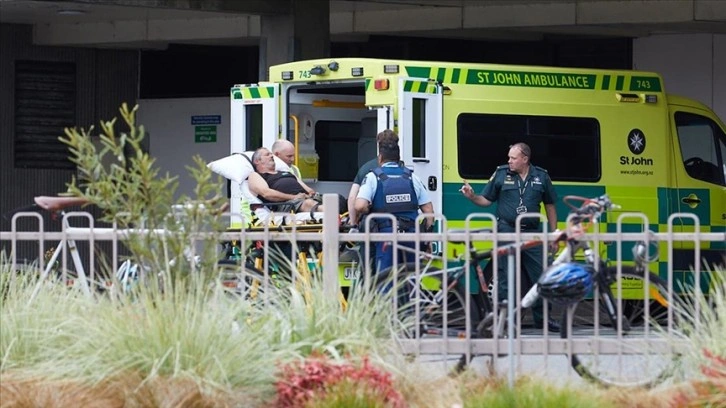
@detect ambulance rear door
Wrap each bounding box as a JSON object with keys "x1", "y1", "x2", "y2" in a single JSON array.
[
  {"x1": 229, "y1": 83, "x2": 280, "y2": 215},
  {"x1": 398, "y1": 78, "x2": 443, "y2": 231}
]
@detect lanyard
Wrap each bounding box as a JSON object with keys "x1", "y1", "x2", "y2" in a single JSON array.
[{"x1": 517, "y1": 177, "x2": 529, "y2": 206}]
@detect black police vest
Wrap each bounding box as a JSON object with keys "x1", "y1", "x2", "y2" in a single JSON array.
[{"x1": 371, "y1": 166, "x2": 419, "y2": 220}]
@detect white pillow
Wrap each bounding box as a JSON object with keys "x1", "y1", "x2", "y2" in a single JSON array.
[
  {"x1": 207, "y1": 152, "x2": 254, "y2": 184},
  {"x1": 240, "y1": 179, "x2": 262, "y2": 204},
  {"x1": 273, "y1": 155, "x2": 291, "y2": 172},
  {"x1": 208, "y1": 151, "x2": 293, "y2": 183}
]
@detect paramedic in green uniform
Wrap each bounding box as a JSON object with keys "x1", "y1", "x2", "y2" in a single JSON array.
[
  {"x1": 460, "y1": 142, "x2": 559, "y2": 331},
  {"x1": 271, "y1": 139, "x2": 315, "y2": 195}
]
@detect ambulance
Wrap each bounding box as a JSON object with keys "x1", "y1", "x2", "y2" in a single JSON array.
[{"x1": 229, "y1": 57, "x2": 725, "y2": 288}]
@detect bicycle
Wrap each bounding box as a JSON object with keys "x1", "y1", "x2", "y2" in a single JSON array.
[
  {"x1": 4, "y1": 196, "x2": 250, "y2": 300},
  {"x1": 4, "y1": 196, "x2": 98, "y2": 300},
  {"x1": 4, "y1": 195, "x2": 361, "y2": 311},
  {"x1": 374, "y1": 194, "x2": 677, "y2": 387}
]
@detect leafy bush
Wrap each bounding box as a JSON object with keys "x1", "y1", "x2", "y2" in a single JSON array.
[
  {"x1": 274, "y1": 355, "x2": 405, "y2": 408},
  {"x1": 265, "y1": 263, "x2": 407, "y2": 359},
  {"x1": 666, "y1": 267, "x2": 726, "y2": 406},
  {"x1": 59, "y1": 102, "x2": 229, "y2": 290},
  {"x1": 460, "y1": 374, "x2": 615, "y2": 408},
  {"x1": 0, "y1": 259, "x2": 89, "y2": 373}
]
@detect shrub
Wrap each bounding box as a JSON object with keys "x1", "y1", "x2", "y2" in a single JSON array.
[
  {"x1": 460, "y1": 374, "x2": 616, "y2": 408},
  {"x1": 59, "y1": 102, "x2": 229, "y2": 290},
  {"x1": 274, "y1": 355, "x2": 405, "y2": 408},
  {"x1": 662, "y1": 265, "x2": 726, "y2": 406}
]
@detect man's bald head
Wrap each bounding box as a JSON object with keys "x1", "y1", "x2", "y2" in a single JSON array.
[{"x1": 271, "y1": 139, "x2": 295, "y2": 166}]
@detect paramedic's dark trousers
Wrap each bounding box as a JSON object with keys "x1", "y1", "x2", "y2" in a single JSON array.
[{"x1": 496, "y1": 223, "x2": 548, "y2": 324}]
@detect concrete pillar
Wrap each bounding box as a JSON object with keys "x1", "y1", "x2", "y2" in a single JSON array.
[
  {"x1": 259, "y1": 0, "x2": 330, "y2": 80},
  {"x1": 291, "y1": 0, "x2": 330, "y2": 62},
  {"x1": 259, "y1": 13, "x2": 294, "y2": 81}
]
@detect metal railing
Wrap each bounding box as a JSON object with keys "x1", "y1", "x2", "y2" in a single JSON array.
[{"x1": 1, "y1": 194, "x2": 724, "y2": 385}]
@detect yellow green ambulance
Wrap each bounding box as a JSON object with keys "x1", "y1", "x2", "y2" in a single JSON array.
[{"x1": 230, "y1": 57, "x2": 726, "y2": 291}]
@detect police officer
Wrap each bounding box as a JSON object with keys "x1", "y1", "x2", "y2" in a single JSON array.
[
  {"x1": 460, "y1": 142, "x2": 559, "y2": 331},
  {"x1": 355, "y1": 136, "x2": 433, "y2": 272},
  {"x1": 347, "y1": 129, "x2": 400, "y2": 227}
]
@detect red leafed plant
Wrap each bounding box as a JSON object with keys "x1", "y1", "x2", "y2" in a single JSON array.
[
  {"x1": 274, "y1": 355, "x2": 406, "y2": 408},
  {"x1": 700, "y1": 348, "x2": 726, "y2": 381},
  {"x1": 670, "y1": 348, "x2": 726, "y2": 407}
]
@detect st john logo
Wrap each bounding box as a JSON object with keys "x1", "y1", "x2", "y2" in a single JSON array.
[{"x1": 627, "y1": 129, "x2": 646, "y2": 155}]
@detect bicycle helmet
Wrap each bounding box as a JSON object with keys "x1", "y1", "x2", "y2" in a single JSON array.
[
  {"x1": 115, "y1": 260, "x2": 139, "y2": 293},
  {"x1": 537, "y1": 263, "x2": 593, "y2": 305}
]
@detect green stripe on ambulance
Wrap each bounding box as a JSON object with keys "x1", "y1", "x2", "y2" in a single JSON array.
[
  {"x1": 403, "y1": 80, "x2": 438, "y2": 93},
  {"x1": 231, "y1": 86, "x2": 275, "y2": 99},
  {"x1": 404, "y1": 65, "x2": 661, "y2": 92}
]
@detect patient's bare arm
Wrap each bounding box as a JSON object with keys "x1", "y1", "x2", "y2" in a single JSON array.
[{"x1": 248, "y1": 172, "x2": 305, "y2": 202}]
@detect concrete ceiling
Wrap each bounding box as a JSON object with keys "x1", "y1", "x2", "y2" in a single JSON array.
[{"x1": 1, "y1": 0, "x2": 725, "y2": 49}]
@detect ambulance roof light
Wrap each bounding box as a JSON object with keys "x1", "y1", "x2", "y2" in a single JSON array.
[
  {"x1": 383, "y1": 65, "x2": 399, "y2": 74},
  {"x1": 645, "y1": 95, "x2": 658, "y2": 103},
  {"x1": 328, "y1": 61, "x2": 339, "y2": 72},
  {"x1": 281, "y1": 71, "x2": 293, "y2": 80},
  {"x1": 351, "y1": 67, "x2": 364, "y2": 77}
]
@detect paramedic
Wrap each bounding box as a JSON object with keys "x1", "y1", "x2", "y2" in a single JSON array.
[
  {"x1": 355, "y1": 138, "x2": 433, "y2": 272},
  {"x1": 271, "y1": 139, "x2": 315, "y2": 195},
  {"x1": 460, "y1": 142, "x2": 559, "y2": 331}
]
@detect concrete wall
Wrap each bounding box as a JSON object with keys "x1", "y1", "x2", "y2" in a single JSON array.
[
  {"x1": 137, "y1": 97, "x2": 230, "y2": 201},
  {"x1": 0, "y1": 23, "x2": 139, "y2": 232},
  {"x1": 634, "y1": 34, "x2": 726, "y2": 122}
]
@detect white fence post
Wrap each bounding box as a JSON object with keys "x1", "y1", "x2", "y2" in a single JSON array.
[{"x1": 322, "y1": 194, "x2": 340, "y2": 298}]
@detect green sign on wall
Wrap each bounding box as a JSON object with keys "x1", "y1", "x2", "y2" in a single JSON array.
[{"x1": 195, "y1": 125, "x2": 217, "y2": 143}]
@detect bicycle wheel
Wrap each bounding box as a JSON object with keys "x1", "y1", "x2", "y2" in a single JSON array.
[
  {"x1": 561, "y1": 266, "x2": 678, "y2": 388},
  {"x1": 375, "y1": 263, "x2": 480, "y2": 338}
]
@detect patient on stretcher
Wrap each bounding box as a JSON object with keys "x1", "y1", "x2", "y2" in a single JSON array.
[
  {"x1": 208, "y1": 147, "x2": 345, "y2": 228},
  {"x1": 248, "y1": 147, "x2": 323, "y2": 215}
]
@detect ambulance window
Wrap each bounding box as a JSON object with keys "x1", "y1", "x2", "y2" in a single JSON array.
[
  {"x1": 245, "y1": 104, "x2": 263, "y2": 150},
  {"x1": 675, "y1": 112, "x2": 726, "y2": 186},
  {"x1": 412, "y1": 98, "x2": 427, "y2": 158},
  {"x1": 457, "y1": 113, "x2": 600, "y2": 182}
]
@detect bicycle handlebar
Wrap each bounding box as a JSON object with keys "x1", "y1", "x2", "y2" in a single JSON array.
[
  {"x1": 457, "y1": 195, "x2": 619, "y2": 264},
  {"x1": 565, "y1": 194, "x2": 617, "y2": 214}
]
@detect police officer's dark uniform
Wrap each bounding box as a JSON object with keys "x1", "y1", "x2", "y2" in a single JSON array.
[{"x1": 480, "y1": 164, "x2": 557, "y2": 326}]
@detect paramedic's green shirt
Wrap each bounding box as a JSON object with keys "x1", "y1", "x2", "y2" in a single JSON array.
[
  {"x1": 290, "y1": 164, "x2": 302, "y2": 179},
  {"x1": 355, "y1": 159, "x2": 406, "y2": 185},
  {"x1": 353, "y1": 158, "x2": 379, "y2": 185},
  {"x1": 480, "y1": 164, "x2": 557, "y2": 229}
]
